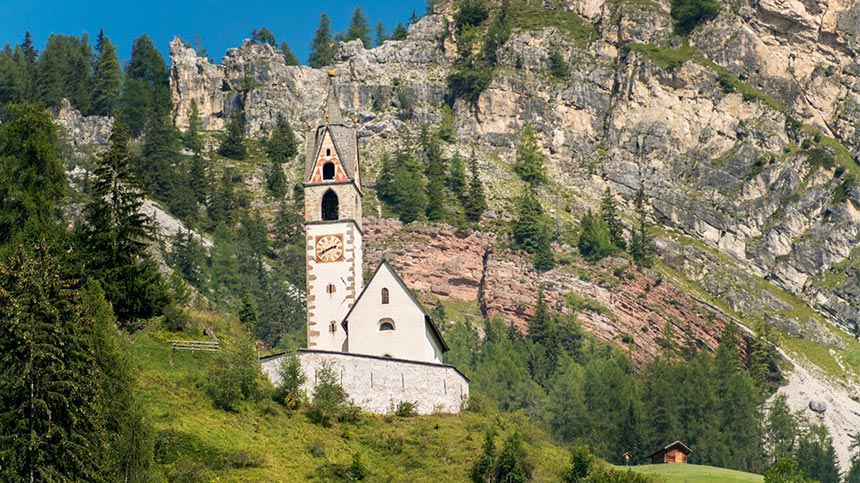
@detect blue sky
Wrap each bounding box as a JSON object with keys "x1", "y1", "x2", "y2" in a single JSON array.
[{"x1": 0, "y1": 0, "x2": 426, "y2": 64}]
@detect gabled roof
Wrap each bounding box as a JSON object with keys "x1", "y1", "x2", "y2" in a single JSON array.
[
  {"x1": 648, "y1": 441, "x2": 692, "y2": 458},
  {"x1": 342, "y1": 259, "x2": 450, "y2": 353}
]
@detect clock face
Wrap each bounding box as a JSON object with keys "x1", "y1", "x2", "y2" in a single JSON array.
[{"x1": 315, "y1": 234, "x2": 344, "y2": 262}]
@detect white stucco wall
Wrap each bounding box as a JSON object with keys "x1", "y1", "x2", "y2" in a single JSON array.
[
  {"x1": 345, "y1": 263, "x2": 443, "y2": 363},
  {"x1": 306, "y1": 222, "x2": 363, "y2": 352},
  {"x1": 261, "y1": 350, "x2": 469, "y2": 415}
]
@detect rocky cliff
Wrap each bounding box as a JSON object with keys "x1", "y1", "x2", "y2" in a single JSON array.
[{"x1": 169, "y1": 0, "x2": 860, "y2": 348}]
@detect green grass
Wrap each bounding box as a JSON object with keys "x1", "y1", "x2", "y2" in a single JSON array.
[
  {"x1": 627, "y1": 463, "x2": 763, "y2": 482},
  {"x1": 626, "y1": 43, "x2": 697, "y2": 70},
  {"x1": 131, "y1": 312, "x2": 571, "y2": 482},
  {"x1": 508, "y1": 0, "x2": 598, "y2": 47}
]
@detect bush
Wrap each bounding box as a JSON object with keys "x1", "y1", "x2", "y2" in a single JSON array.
[
  {"x1": 670, "y1": 0, "x2": 720, "y2": 35},
  {"x1": 393, "y1": 401, "x2": 418, "y2": 417},
  {"x1": 206, "y1": 339, "x2": 262, "y2": 411},
  {"x1": 273, "y1": 354, "x2": 306, "y2": 409},
  {"x1": 578, "y1": 210, "x2": 616, "y2": 262},
  {"x1": 307, "y1": 362, "x2": 359, "y2": 426},
  {"x1": 549, "y1": 47, "x2": 570, "y2": 79},
  {"x1": 162, "y1": 304, "x2": 190, "y2": 332}
]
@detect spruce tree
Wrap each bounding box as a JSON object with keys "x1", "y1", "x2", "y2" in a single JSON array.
[
  {"x1": 120, "y1": 34, "x2": 170, "y2": 136},
  {"x1": 375, "y1": 22, "x2": 387, "y2": 46},
  {"x1": 308, "y1": 13, "x2": 336, "y2": 68},
  {"x1": 0, "y1": 103, "x2": 66, "y2": 244},
  {"x1": 463, "y1": 154, "x2": 487, "y2": 222},
  {"x1": 422, "y1": 128, "x2": 447, "y2": 221},
  {"x1": 19, "y1": 31, "x2": 38, "y2": 101},
  {"x1": 81, "y1": 124, "x2": 169, "y2": 322},
  {"x1": 448, "y1": 151, "x2": 467, "y2": 201},
  {"x1": 390, "y1": 22, "x2": 408, "y2": 40},
  {"x1": 218, "y1": 111, "x2": 247, "y2": 160},
  {"x1": 183, "y1": 98, "x2": 204, "y2": 154},
  {"x1": 92, "y1": 29, "x2": 121, "y2": 116},
  {"x1": 266, "y1": 114, "x2": 298, "y2": 164},
  {"x1": 628, "y1": 188, "x2": 655, "y2": 268},
  {"x1": 342, "y1": 6, "x2": 372, "y2": 46},
  {"x1": 37, "y1": 33, "x2": 94, "y2": 113},
  {"x1": 578, "y1": 209, "x2": 615, "y2": 262},
  {"x1": 0, "y1": 241, "x2": 107, "y2": 482},
  {"x1": 250, "y1": 27, "x2": 276, "y2": 46},
  {"x1": 280, "y1": 41, "x2": 299, "y2": 66},
  {"x1": 600, "y1": 187, "x2": 626, "y2": 250},
  {"x1": 138, "y1": 102, "x2": 181, "y2": 199},
  {"x1": 512, "y1": 189, "x2": 554, "y2": 270},
  {"x1": 513, "y1": 124, "x2": 547, "y2": 185}
]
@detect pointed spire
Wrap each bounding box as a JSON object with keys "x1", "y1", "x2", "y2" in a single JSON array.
[{"x1": 323, "y1": 70, "x2": 345, "y2": 125}]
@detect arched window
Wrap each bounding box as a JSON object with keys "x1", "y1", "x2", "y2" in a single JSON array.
[
  {"x1": 381, "y1": 288, "x2": 389, "y2": 304},
  {"x1": 321, "y1": 190, "x2": 339, "y2": 220},
  {"x1": 322, "y1": 162, "x2": 335, "y2": 180},
  {"x1": 325, "y1": 148, "x2": 331, "y2": 156},
  {"x1": 379, "y1": 318, "x2": 395, "y2": 331},
  {"x1": 329, "y1": 321, "x2": 337, "y2": 332}
]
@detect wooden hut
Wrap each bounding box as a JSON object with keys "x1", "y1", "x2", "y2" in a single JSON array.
[{"x1": 648, "y1": 441, "x2": 692, "y2": 464}]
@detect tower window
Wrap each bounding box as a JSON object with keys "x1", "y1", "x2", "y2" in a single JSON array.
[
  {"x1": 322, "y1": 162, "x2": 335, "y2": 180},
  {"x1": 321, "y1": 189, "x2": 339, "y2": 220},
  {"x1": 379, "y1": 319, "x2": 395, "y2": 331},
  {"x1": 381, "y1": 288, "x2": 389, "y2": 304},
  {"x1": 329, "y1": 321, "x2": 337, "y2": 332},
  {"x1": 327, "y1": 284, "x2": 336, "y2": 294},
  {"x1": 325, "y1": 148, "x2": 331, "y2": 156}
]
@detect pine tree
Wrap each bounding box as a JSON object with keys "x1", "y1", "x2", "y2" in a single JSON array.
[
  {"x1": 81, "y1": 124, "x2": 169, "y2": 322},
  {"x1": 549, "y1": 46, "x2": 570, "y2": 78},
  {"x1": 183, "y1": 98, "x2": 204, "y2": 154},
  {"x1": 439, "y1": 103, "x2": 456, "y2": 142},
  {"x1": 628, "y1": 188, "x2": 655, "y2": 268},
  {"x1": 422, "y1": 128, "x2": 447, "y2": 221},
  {"x1": 20, "y1": 31, "x2": 38, "y2": 100},
  {"x1": 513, "y1": 124, "x2": 547, "y2": 185},
  {"x1": 37, "y1": 33, "x2": 94, "y2": 113},
  {"x1": 308, "y1": 13, "x2": 336, "y2": 68},
  {"x1": 578, "y1": 209, "x2": 616, "y2": 262},
  {"x1": 342, "y1": 6, "x2": 371, "y2": 46},
  {"x1": 239, "y1": 292, "x2": 259, "y2": 333},
  {"x1": 266, "y1": 114, "x2": 298, "y2": 164},
  {"x1": 512, "y1": 189, "x2": 554, "y2": 270},
  {"x1": 169, "y1": 230, "x2": 206, "y2": 287},
  {"x1": 92, "y1": 29, "x2": 121, "y2": 116},
  {"x1": 600, "y1": 187, "x2": 626, "y2": 250},
  {"x1": 120, "y1": 34, "x2": 170, "y2": 136},
  {"x1": 482, "y1": 0, "x2": 510, "y2": 66},
  {"x1": 463, "y1": 154, "x2": 487, "y2": 222},
  {"x1": 0, "y1": 104, "x2": 66, "y2": 244},
  {"x1": 250, "y1": 27, "x2": 276, "y2": 46},
  {"x1": 280, "y1": 41, "x2": 299, "y2": 66},
  {"x1": 448, "y1": 151, "x2": 467, "y2": 200},
  {"x1": 390, "y1": 22, "x2": 408, "y2": 40},
  {"x1": 377, "y1": 151, "x2": 428, "y2": 223},
  {"x1": 138, "y1": 102, "x2": 181, "y2": 199},
  {"x1": 375, "y1": 22, "x2": 388, "y2": 46},
  {"x1": 218, "y1": 111, "x2": 247, "y2": 160},
  {"x1": 0, "y1": 241, "x2": 108, "y2": 482}
]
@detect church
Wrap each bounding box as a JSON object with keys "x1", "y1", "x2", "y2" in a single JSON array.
[{"x1": 262, "y1": 73, "x2": 469, "y2": 414}]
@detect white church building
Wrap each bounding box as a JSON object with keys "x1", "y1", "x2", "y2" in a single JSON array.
[{"x1": 262, "y1": 73, "x2": 469, "y2": 414}]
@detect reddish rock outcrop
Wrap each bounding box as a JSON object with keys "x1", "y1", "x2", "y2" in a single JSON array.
[{"x1": 364, "y1": 219, "x2": 731, "y2": 367}]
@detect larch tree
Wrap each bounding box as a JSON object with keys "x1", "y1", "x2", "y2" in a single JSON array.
[
  {"x1": 92, "y1": 29, "x2": 121, "y2": 116},
  {"x1": 308, "y1": 13, "x2": 336, "y2": 68},
  {"x1": 600, "y1": 187, "x2": 626, "y2": 250}
]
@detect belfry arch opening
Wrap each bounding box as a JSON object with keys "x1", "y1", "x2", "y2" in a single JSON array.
[
  {"x1": 322, "y1": 162, "x2": 335, "y2": 180},
  {"x1": 321, "y1": 189, "x2": 339, "y2": 220}
]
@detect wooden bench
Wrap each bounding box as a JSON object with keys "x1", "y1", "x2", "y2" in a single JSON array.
[{"x1": 171, "y1": 340, "x2": 220, "y2": 352}]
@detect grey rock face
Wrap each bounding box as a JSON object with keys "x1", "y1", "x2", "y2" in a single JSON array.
[
  {"x1": 54, "y1": 99, "x2": 113, "y2": 148},
  {"x1": 168, "y1": 0, "x2": 860, "y2": 340}
]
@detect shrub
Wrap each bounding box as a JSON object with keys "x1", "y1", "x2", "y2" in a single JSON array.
[
  {"x1": 549, "y1": 47, "x2": 570, "y2": 79},
  {"x1": 455, "y1": 0, "x2": 489, "y2": 30},
  {"x1": 669, "y1": 0, "x2": 721, "y2": 35},
  {"x1": 394, "y1": 401, "x2": 418, "y2": 417},
  {"x1": 162, "y1": 304, "x2": 190, "y2": 332},
  {"x1": 273, "y1": 353, "x2": 306, "y2": 410},
  {"x1": 307, "y1": 362, "x2": 359, "y2": 426},
  {"x1": 206, "y1": 339, "x2": 262, "y2": 411}
]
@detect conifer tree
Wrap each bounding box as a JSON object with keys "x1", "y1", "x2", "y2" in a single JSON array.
[
  {"x1": 342, "y1": 6, "x2": 371, "y2": 46},
  {"x1": 390, "y1": 22, "x2": 408, "y2": 40},
  {"x1": 218, "y1": 111, "x2": 247, "y2": 160},
  {"x1": 377, "y1": 151, "x2": 427, "y2": 223},
  {"x1": 250, "y1": 27, "x2": 276, "y2": 46},
  {"x1": 308, "y1": 13, "x2": 336, "y2": 68},
  {"x1": 183, "y1": 98, "x2": 204, "y2": 154},
  {"x1": 463, "y1": 154, "x2": 487, "y2": 222},
  {"x1": 482, "y1": 0, "x2": 510, "y2": 66},
  {"x1": 600, "y1": 187, "x2": 626, "y2": 249},
  {"x1": 19, "y1": 31, "x2": 38, "y2": 100},
  {"x1": 439, "y1": 103, "x2": 457, "y2": 142},
  {"x1": 422, "y1": 128, "x2": 447, "y2": 221},
  {"x1": 375, "y1": 22, "x2": 387, "y2": 46},
  {"x1": 578, "y1": 209, "x2": 615, "y2": 262},
  {"x1": 513, "y1": 124, "x2": 547, "y2": 185},
  {"x1": 138, "y1": 102, "x2": 181, "y2": 199},
  {"x1": 0, "y1": 103, "x2": 66, "y2": 244},
  {"x1": 37, "y1": 33, "x2": 94, "y2": 113},
  {"x1": 280, "y1": 41, "x2": 299, "y2": 66},
  {"x1": 81, "y1": 124, "x2": 169, "y2": 322},
  {"x1": 266, "y1": 114, "x2": 298, "y2": 164},
  {"x1": 512, "y1": 189, "x2": 554, "y2": 270},
  {"x1": 0, "y1": 241, "x2": 109, "y2": 482},
  {"x1": 92, "y1": 29, "x2": 121, "y2": 116},
  {"x1": 628, "y1": 188, "x2": 654, "y2": 268},
  {"x1": 448, "y1": 151, "x2": 467, "y2": 200},
  {"x1": 120, "y1": 34, "x2": 170, "y2": 136}
]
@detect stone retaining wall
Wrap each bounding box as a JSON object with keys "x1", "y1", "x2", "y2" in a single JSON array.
[{"x1": 261, "y1": 349, "x2": 469, "y2": 415}]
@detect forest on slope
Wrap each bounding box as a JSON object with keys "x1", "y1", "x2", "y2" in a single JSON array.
[{"x1": 1, "y1": 0, "x2": 860, "y2": 481}]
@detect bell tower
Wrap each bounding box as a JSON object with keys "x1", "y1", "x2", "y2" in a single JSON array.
[{"x1": 304, "y1": 71, "x2": 363, "y2": 352}]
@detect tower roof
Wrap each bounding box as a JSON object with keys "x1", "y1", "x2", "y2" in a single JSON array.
[
  {"x1": 303, "y1": 71, "x2": 360, "y2": 186},
  {"x1": 323, "y1": 70, "x2": 346, "y2": 125}
]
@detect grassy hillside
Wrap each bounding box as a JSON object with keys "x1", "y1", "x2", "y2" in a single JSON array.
[
  {"x1": 131, "y1": 311, "x2": 571, "y2": 482},
  {"x1": 627, "y1": 464, "x2": 763, "y2": 483}
]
